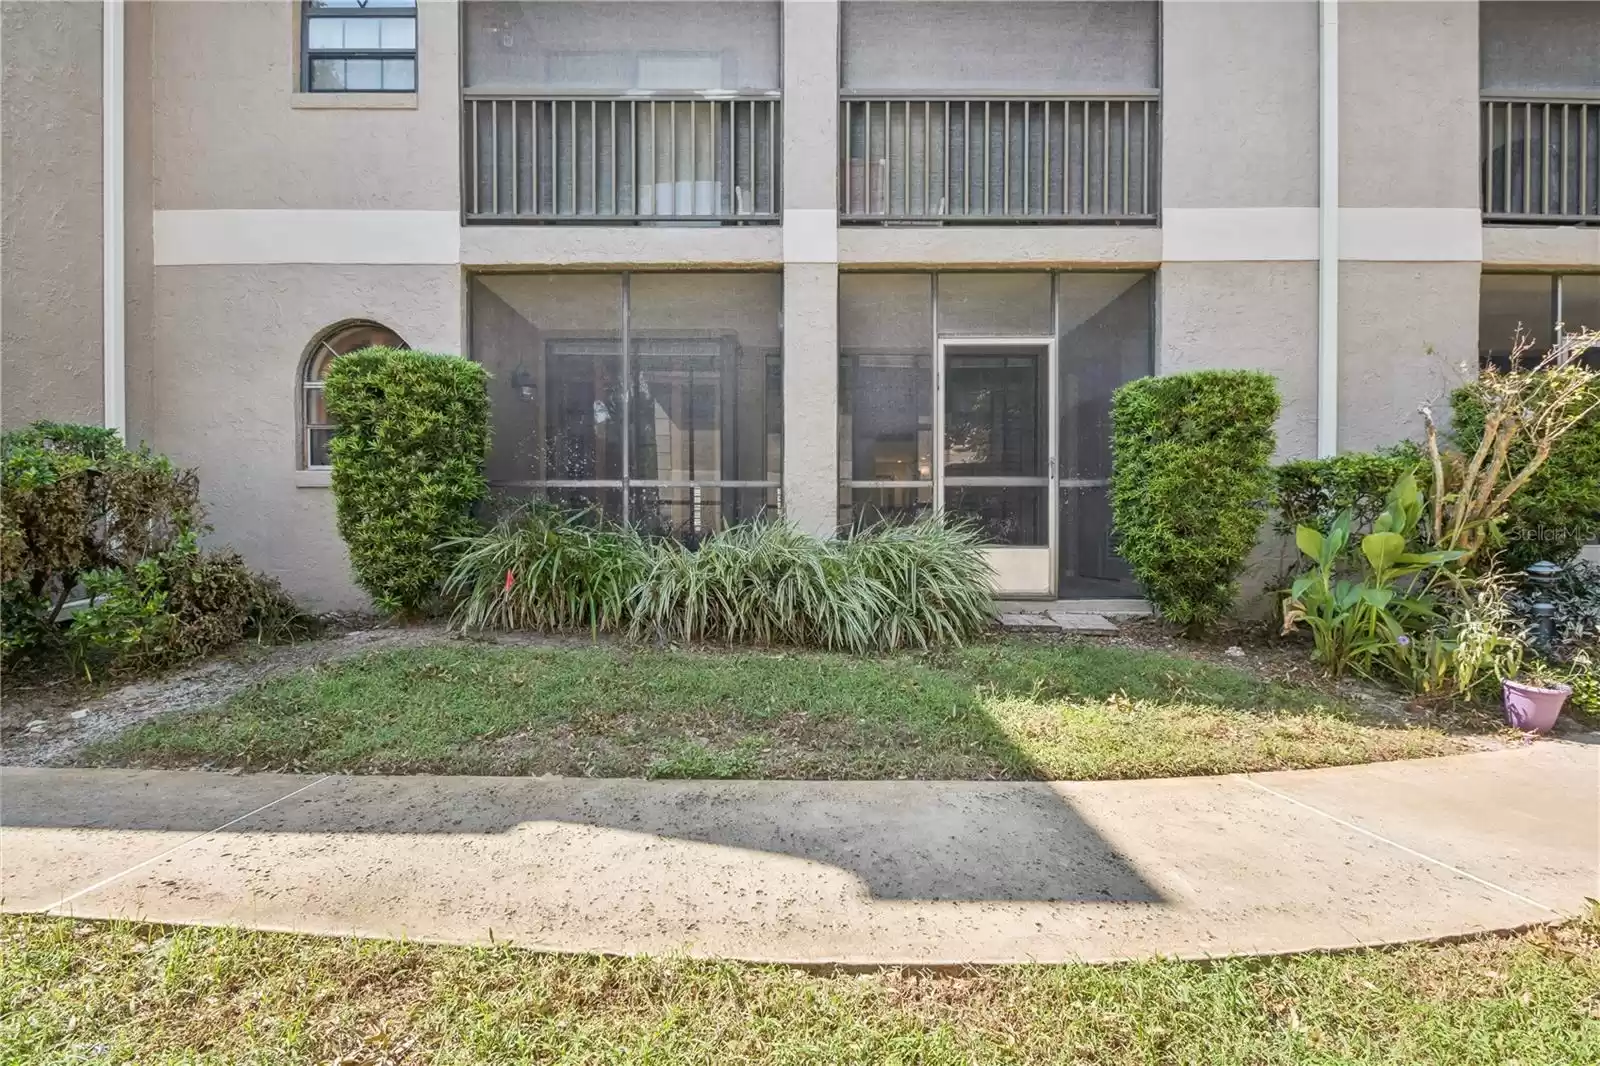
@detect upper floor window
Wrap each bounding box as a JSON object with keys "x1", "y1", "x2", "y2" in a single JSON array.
[
  {"x1": 303, "y1": 0, "x2": 418, "y2": 93},
  {"x1": 302, "y1": 321, "x2": 408, "y2": 469}
]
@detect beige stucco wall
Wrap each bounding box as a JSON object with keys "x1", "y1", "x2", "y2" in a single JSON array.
[
  {"x1": 149, "y1": 265, "x2": 464, "y2": 610},
  {"x1": 1338, "y1": 262, "x2": 1478, "y2": 453},
  {"x1": 125, "y1": 0, "x2": 158, "y2": 445},
  {"x1": 1161, "y1": 0, "x2": 1318, "y2": 210},
  {"x1": 1341, "y1": 1, "x2": 1479, "y2": 211},
  {"x1": 152, "y1": 0, "x2": 458, "y2": 210},
  {"x1": 1157, "y1": 262, "x2": 1321, "y2": 462},
  {"x1": 1, "y1": 0, "x2": 104, "y2": 430}
]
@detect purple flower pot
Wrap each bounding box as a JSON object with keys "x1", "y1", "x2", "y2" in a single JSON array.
[{"x1": 1502, "y1": 679, "x2": 1571, "y2": 734}]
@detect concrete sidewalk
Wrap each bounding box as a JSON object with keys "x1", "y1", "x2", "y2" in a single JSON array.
[{"x1": 3, "y1": 744, "x2": 1596, "y2": 965}]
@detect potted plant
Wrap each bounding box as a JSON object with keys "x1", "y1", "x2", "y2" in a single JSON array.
[{"x1": 1502, "y1": 668, "x2": 1572, "y2": 734}]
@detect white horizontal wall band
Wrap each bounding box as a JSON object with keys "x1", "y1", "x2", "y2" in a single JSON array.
[
  {"x1": 1340, "y1": 208, "x2": 1482, "y2": 262},
  {"x1": 783, "y1": 208, "x2": 839, "y2": 264},
  {"x1": 154, "y1": 208, "x2": 1494, "y2": 268},
  {"x1": 1163, "y1": 208, "x2": 1319, "y2": 262},
  {"x1": 1164, "y1": 207, "x2": 1488, "y2": 263},
  {"x1": 154, "y1": 210, "x2": 459, "y2": 266}
]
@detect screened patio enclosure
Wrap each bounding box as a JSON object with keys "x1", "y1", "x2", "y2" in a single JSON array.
[
  {"x1": 470, "y1": 273, "x2": 782, "y2": 540},
  {"x1": 839, "y1": 272, "x2": 1153, "y2": 599}
]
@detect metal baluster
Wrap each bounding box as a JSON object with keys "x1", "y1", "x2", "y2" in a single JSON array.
[
  {"x1": 752, "y1": 100, "x2": 760, "y2": 216},
  {"x1": 767, "y1": 99, "x2": 775, "y2": 214},
  {"x1": 1560, "y1": 103, "x2": 1569, "y2": 218},
  {"x1": 1583, "y1": 104, "x2": 1591, "y2": 217},
  {"x1": 1022, "y1": 101, "x2": 1029, "y2": 215},
  {"x1": 1142, "y1": 100, "x2": 1151, "y2": 216},
  {"x1": 902, "y1": 101, "x2": 911, "y2": 216},
  {"x1": 511, "y1": 102, "x2": 519, "y2": 216},
  {"x1": 1523, "y1": 101, "x2": 1532, "y2": 216},
  {"x1": 670, "y1": 100, "x2": 677, "y2": 217},
  {"x1": 953, "y1": 101, "x2": 966, "y2": 214},
  {"x1": 842, "y1": 100, "x2": 852, "y2": 214},
  {"x1": 589, "y1": 100, "x2": 598, "y2": 216},
  {"x1": 610, "y1": 101, "x2": 618, "y2": 216},
  {"x1": 491, "y1": 101, "x2": 499, "y2": 215},
  {"x1": 983, "y1": 101, "x2": 990, "y2": 214},
  {"x1": 864, "y1": 100, "x2": 872, "y2": 215},
  {"x1": 1542, "y1": 103, "x2": 1550, "y2": 216},
  {"x1": 1102, "y1": 100, "x2": 1111, "y2": 216},
  {"x1": 566, "y1": 101, "x2": 577, "y2": 215},
  {"x1": 1080, "y1": 101, "x2": 1089, "y2": 217},
  {"x1": 942, "y1": 101, "x2": 950, "y2": 215},
  {"x1": 1482, "y1": 102, "x2": 1492, "y2": 215},
  {"x1": 469, "y1": 100, "x2": 479, "y2": 216},
  {"x1": 1121, "y1": 101, "x2": 1129, "y2": 215},
  {"x1": 923, "y1": 100, "x2": 931, "y2": 217},
  {"x1": 1043, "y1": 100, "x2": 1051, "y2": 215},
  {"x1": 1501, "y1": 103, "x2": 1511, "y2": 216},
  {"x1": 1003, "y1": 100, "x2": 1011, "y2": 215}
]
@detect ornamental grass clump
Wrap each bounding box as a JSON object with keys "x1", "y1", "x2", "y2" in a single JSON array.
[
  {"x1": 443, "y1": 509, "x2": 994, "y2": 653},
  {"x1": 442, "y1": 504, "x2": 648, "y2": 634}
]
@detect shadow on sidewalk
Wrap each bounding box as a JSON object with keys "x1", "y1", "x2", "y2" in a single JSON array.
[{"x1": 2, "y1": 771, "x2": 1164, "y2": 904}]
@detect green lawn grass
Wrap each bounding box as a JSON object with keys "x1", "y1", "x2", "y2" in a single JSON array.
[
  {"x1": 79, "y1": 641, "x2": 1465, "y2": 780},
  {"x1": 4, "y1": 913, "x2": 1597, "y2": 1065}
]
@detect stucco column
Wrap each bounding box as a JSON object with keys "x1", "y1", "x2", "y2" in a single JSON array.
[
  {"x1": 781, "y1": 0, "x2": 840, "y2": 534},
  {"x1": 1335, "y1": 0, "x2": 1480, "y2": 453}
]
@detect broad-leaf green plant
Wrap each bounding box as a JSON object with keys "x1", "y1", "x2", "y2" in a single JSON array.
[{"x1": 1282, "y1": 472, "x2": 1465, "y2": 679}]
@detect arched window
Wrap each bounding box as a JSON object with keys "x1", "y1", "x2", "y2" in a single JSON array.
[{"x1": 301, "y1": 321, "x2": 407, "y2": 468}]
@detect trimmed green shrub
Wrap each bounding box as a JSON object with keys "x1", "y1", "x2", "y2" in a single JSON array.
[
  {"x1": 1111, "y1": 370, "x2": 1280, "y2": 632},
  {"x1": 2, "y1": 423, "x2": 201, "y2": 639},
  {"x1": 443, "y1": 508, "x2": 994, "y2": 653},
  {"x1": 1449, "y1": 379, "x2": 1600, "y2": 570},
  {"x1": 1272, "y1": 441, "x2": 1426, "y2": 539},
  {"x1": 323, "y1": 348, "x2": 490, "y2": 615},
  {"x1": 1, "y1": 424, "x2": 307, "y2": 675}
]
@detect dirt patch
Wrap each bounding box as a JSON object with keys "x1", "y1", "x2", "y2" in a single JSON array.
[{"x1": 1, "y1": 627, "x2": 458, "y2": 767}]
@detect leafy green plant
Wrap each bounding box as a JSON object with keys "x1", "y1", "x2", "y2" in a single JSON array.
[
  {"x1": 840, "y1": 515, "x2": 994, "y2": 649},
  {"x1": 443, "y1": 508, "x2": 993, "y2": 653},
  {"x1": 1, "y1": 425, "x2": 201, "y2": 626},
  {"x1": 63, "y1": 561, "x2": 175, "y2": 679},
  {"x1": 1421, "y1": 329, "x2": 1599, "y2": 564},
  {"x1": 1449, "y1": 372, "x2": 1600, "y2": 571},
  {"x1": 443, "y1": 503, "x2": 649, "y2": 633},
  {"x1": 1, "y1": 422, "x2": 307, "y2": 675},
  {"x1": 1282, "y1": 473, "x2": 1465, "y2": 679},
  {"x1": 1111, "y1": 370, "x2": 1280, "y2": 633},
  {"x1": 1410, "y1": 572, "x2": 1528, "y2": 702},
  {"x1": 1272, "y1": 442, "x2": 1425, "y2": 540},
  {"x1": 323, "y1": 348, "x2": 490, "y2": 616}
]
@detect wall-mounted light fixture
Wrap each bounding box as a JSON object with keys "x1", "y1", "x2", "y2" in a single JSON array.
[{"x1": 511, "y1": 365, "x2": 538, "y2": 402}]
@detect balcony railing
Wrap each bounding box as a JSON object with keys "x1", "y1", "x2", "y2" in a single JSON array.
[
  {"x1": 1482, "y1": 95, "x2": 1600, "y2": 224},
  {"x1": 840, "y1": 94, "x2": 1158, "y2": 223},
  {"x1": 464, "y1": 94, "x2": 780, "y2": 223}
]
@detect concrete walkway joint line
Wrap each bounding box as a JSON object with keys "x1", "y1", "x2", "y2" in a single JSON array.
[
  {"x1": 1242, "y1": 774, "x2": 1561, "y2": 916},
  {"x1": 46, "y1": 774, "x2": 333, "y2": 913}
]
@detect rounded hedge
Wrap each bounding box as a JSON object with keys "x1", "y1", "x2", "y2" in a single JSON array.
[
  {"x1": 1111, "y1": 370, "x2": 1280, "y2": 632},
  {"x1": 1449, "y1": 379, "x2": 1600, "y2": 571},
  {"x1": 323, "y1": 348, "x2": 490, "y2": 615}
]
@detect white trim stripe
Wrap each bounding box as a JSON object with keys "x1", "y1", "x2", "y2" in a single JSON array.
[
  {"x1": 153, "y1": 210, "x2": 459, "y2": 266},
  {"x1": 152, "y1": 208, "x2": 1493, "y2": 268},
  {"x1": 1162, "y1": 208, "x2": 1320, "y2": 262},
  {"x1": 1340, "y1": 207, "x2": 1483, "y2": 263}
]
